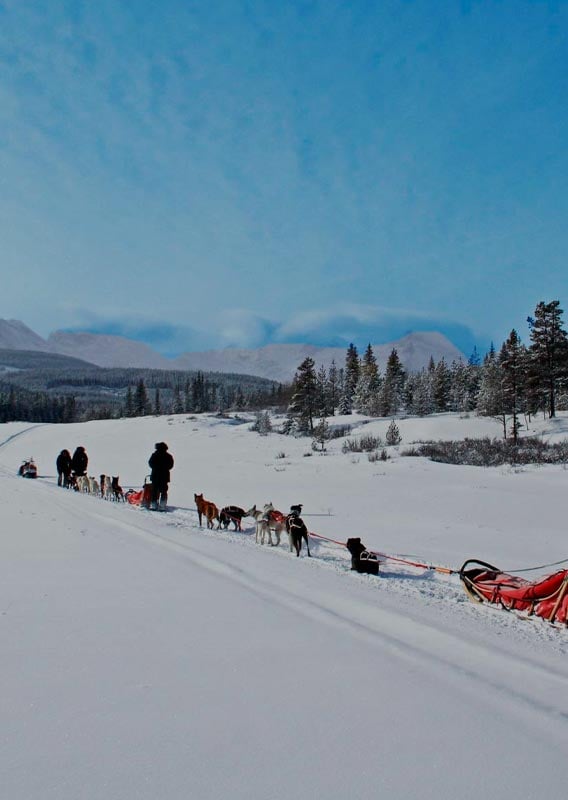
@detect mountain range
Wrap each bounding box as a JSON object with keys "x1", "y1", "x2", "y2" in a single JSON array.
[{"x1": 0, "y1": 318, "x2": 465, "y2": 382}]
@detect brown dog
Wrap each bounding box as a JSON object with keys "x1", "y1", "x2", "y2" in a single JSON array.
[{"x1": 194, "y1": 493, "x2": 219, "y2": 529}]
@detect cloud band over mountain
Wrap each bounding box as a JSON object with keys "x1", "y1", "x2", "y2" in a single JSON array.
[{"x1": 63, "y1": 305, "x2": 479, "y2": 358}]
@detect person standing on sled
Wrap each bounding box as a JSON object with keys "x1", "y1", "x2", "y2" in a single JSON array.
[
  {"x1": 71, "y1": 446, "x2": 88, "y2": 477},
  {"x1": 56, "y1": 449, "x2": 72, "y2": 487},
  {"x1": 148, "y1": 442, "x2": 174, "y2": 511}
]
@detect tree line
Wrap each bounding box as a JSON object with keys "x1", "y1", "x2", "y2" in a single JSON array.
[
  {"x1": 0, "y1": 368, "x2": 289, "y2": 423},
  {"x1": 121, "y1": 373, "x2": 290, "y2": 418},
  {"x1": 283, "y1": 300, "x2": 568, "y2": 441}
]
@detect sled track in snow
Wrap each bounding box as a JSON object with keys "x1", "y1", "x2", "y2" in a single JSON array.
[
  {"x1": 0, "y1": 423, "x2": 46, "y2": 457},
  {"x1": 29, "y1": 470, "x2": 568, "y2": 750}
]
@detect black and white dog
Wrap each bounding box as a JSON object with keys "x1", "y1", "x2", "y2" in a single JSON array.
[
  {"x1": 218, "y1": 505, "x2": 247, "y2": 531},
  {"x1": 286, "y1": 504, "x2": 311, "y2": 557}
]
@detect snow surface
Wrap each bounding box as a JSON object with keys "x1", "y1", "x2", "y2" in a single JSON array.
[{"x1": 1, "y1": 412, "x2": 568, "y2": 799}]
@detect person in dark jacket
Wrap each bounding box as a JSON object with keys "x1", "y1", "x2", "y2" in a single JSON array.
[
  {"x1": 148, "y1": 442, "x2": 174, "y2": 510},
  {"x1": 56, "y1": 449, "x2": 72, "y2": 487},
  {"x1": 71, "y1": 446, "x2": 88, "y2": 477}
]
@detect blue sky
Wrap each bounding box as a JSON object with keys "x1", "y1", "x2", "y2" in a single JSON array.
[{"x1": 1, "y1": 0, "x2": 567, "y2": 357}]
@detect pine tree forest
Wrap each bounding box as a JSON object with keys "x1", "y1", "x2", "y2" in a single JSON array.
[{"x1": 284, "y1": 300, "x2": 568, "y2": 439}]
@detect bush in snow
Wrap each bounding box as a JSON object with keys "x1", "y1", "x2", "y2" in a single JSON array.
[
  {"x1": 402, "y1": 437, "x2": 568, "y2": 466},
  {"x1": 342, "y1": 433, "x2": 383, "y2": 453},
  {"x1": 250, "y1": 410, "x2": 273, "y2": 435}
]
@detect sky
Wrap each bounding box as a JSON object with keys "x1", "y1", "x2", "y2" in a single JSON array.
[{"x1": 1, "y1": 0, "x2": 567, "y2": 357}]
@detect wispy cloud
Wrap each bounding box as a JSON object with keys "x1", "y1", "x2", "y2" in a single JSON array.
[{"x1": 63, "y1": 304, "x2": 480, "y2": 357}]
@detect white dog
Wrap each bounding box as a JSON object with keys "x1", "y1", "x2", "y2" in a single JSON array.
[
  {"x1": 76, "y1": 475, "x2": 89, "y2": 493},
  {"x1": 249, "y1": 503, "x2": 286, "y2": 546},
  {"x1": 100, "y1": 475, "x2": 114, "y2": 500}
]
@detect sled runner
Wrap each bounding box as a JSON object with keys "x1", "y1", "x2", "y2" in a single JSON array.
[
  {"x1": 18, "y1": 459, "x2": 38, "y2": 478},
  {"x1": 459, "y1": 559, "x2": 568, "y2": 625},
  {"x1": 125, "y1": 476, "x2": 153, "y2": 509}
]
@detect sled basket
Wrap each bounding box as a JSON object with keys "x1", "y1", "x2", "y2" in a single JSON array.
[
  {"x1": 459, "y1": 558, "x2": 568, "y2": 625},
  {"x1": 126, "y1": 476, "x2": 153, "y2": 508}
]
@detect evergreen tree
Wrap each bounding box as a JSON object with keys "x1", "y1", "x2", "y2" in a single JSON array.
[
  {"x1": 124, "y1": 386, "x2": 135, "y2": 418},
  {"x1": 385, "y1": 419, "x2": 402, "y2": 446},
  {"x1": 154, "y1": 387, "x2": 162, "y2": 416},
  {"x1": 449, "y1": 360, "x2": 469, "y2": 412},
  {"x1": 379, "y1": 349, "x2": 405, "y2": 416},
  {"x1": 528, "y1": 300, "x2": 568, "y2": 418},
  {"x1": 476, "y1": 346, "x2": 500, "y2": 415},
  {"x1": 432, "y1": 358, "x2": 452, "y2": 412},
  {"x1": 134, "y1": 379, "x2": 150, "y2": 416},
  {"x1": 327, "y1": 360, "x2": 339, "y2": 416},
  {"x1": 287, "y1": 357, "x2": 318, "y2": 434},
  {"x1": 468, "y1": 346, "x2": 481, "y2": 367},
  {"x1": 342, "y1": 344, "x2": 360, "y2": 414},
  {"x1": 312, "y1": 416, "x2": 330, "y2": 451},
  {"x1": 413, "y1": 369, "x2": 434, "y2": 416},
  {"x1": 353, "y1": 343, "x2": 380, "y2": 415},
  {"x1": 315, "y1": 365, "x2": 330, "y2": 417},
  {"x1": 465, "y1": 360, "x2": 481, "y2": 411},
  {"x1": 499, "y1": 329, "x2": 526, "y2": 443}
]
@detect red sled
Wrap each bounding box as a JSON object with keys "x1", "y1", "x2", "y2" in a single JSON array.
[
  {"x1": 459, "y1": 559, "x2": 568, "y2": 625},
  {"x1": 125, "y1": 476, "x2": 153, "y2": 508}
]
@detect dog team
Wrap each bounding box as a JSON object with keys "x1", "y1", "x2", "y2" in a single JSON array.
[
  {"x1": 194, "y1": 494, "x2": 311, "y2": 557},
  {"x1": 54, "y1": 446, "x2": 379, "y2": 571},
  {"x1": 56, "y1": 446, "x2": 124, "y2": 500}
]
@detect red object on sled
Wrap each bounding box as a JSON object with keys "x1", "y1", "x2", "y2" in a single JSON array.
[
  {"x1": 459, "y1": 559, "x2": 568, "y2": 625},
  {"x1": 126, "y1": 477, "x2": 153, "y2": 508}
]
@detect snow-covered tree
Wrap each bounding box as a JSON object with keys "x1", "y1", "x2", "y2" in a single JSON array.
[
  {"x1": 341, "y1": 343, "x2": 360, "y2": 414},
  {"x1": 499, "y1": 329, "x2": 526, "y2": 444},
  {"x1": 287, "y1": 356, "x2": 318, "y2": 434},
  {"x1": 528, "y1": 300, "x2": 568, "y2": 418},
  {"x1": 353, "y1": 343, "x2": 380, "y2": 415},
  {"x1": 379, "y1": 349, "x2": 405, "y2": 416},
  {"x1": 385, "y1": 419, "x2": 402, "y2": 446}
]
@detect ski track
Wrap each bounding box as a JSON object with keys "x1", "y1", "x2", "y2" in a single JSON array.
[
  {"x1": 21, "y1": 470, "x2": 568, "y2": 750},
  {"x1": 0, "y1": 423, "x2": 46, "y2": 459}
]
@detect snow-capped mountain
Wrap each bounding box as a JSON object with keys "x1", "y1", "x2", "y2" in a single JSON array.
[{"x1": 0, "y1": 318, "x2": 465, "y2": 380}]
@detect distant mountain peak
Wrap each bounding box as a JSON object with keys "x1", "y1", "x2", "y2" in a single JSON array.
[
  {"x1": 47, "y1": 331, "x2": 172, "y2": 369},
  {"x1": 0, "y1": 319, "x2": 465, "y2": 380},
  {"x1": 0, "y1": 319, "x2": 51, "y2": 351}
]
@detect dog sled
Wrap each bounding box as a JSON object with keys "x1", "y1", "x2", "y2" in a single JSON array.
[
  {"x1": 459, "y1": 559, "x2": 568, "y2": 625},
  {"x1": 18, "y1": 458, "x2": 38, "y2": 479},
  {"x1": 125, "y1": 476, "x2": 153, "y2": 509}
]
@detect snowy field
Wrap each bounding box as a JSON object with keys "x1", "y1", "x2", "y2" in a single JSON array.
[{"x1": 1, "y1": 411, "x2": 568, "y2": 799}]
